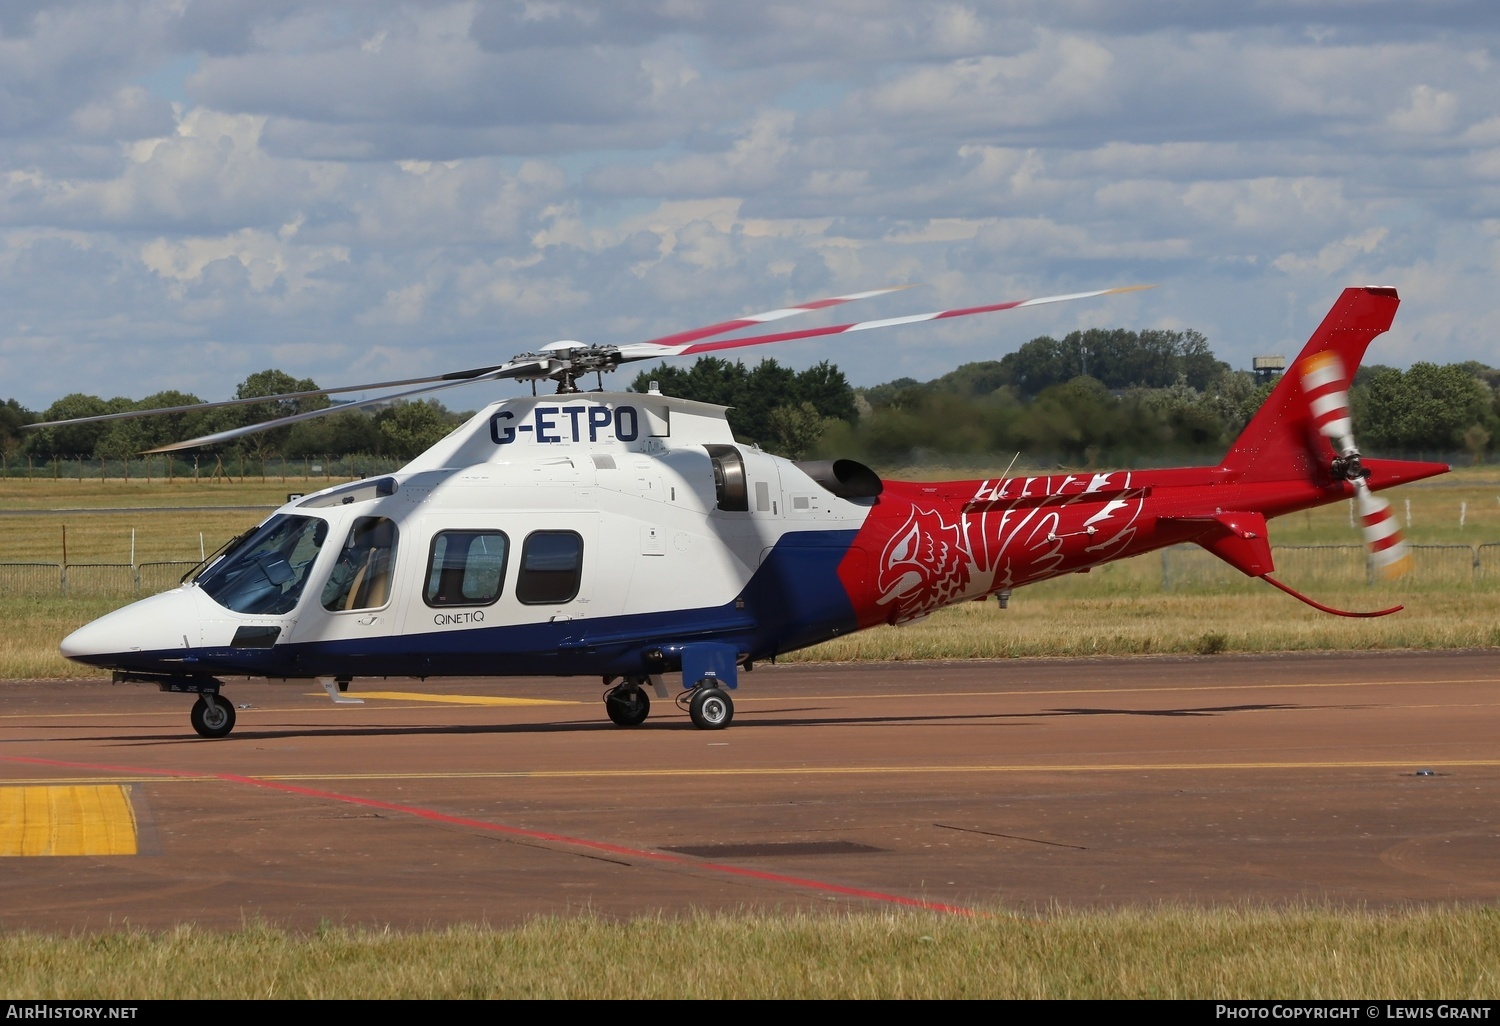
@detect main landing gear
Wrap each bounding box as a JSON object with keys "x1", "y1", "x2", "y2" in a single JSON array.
[
  {"x1": 603, "y1": 678, "x2": 651, "y2": 726},
  {"x1": 602, "y1": 673, "x2": 734, "y2": 730},
  {"x1": 685, "y1": 683, "x2": 733, "y2": 730},
  {"x1": 190, "y1": 693, "x2": 236, "y2": 739}
]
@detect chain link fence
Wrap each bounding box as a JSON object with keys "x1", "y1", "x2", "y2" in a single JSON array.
[
  {"x1": 0, "y1": 563, "x2": 66, "y2": 597},
  {"x1": 1478, "y1": 543, "x2": 1500, "y2": 580},
  {"x1": 0, "y1": 454, "x2": 405, "y2": 482},
  {"x1": 1161, "y1": 542, "x2": 1491, "y2": 591},
  {"x1": 138, "y1": 561, "x2": 204, "y2": 593},
  {"x1": 0, "y1": 560, "x2": 202, "y2": 597}
]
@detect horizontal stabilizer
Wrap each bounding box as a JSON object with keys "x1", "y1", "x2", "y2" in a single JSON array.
[{"x1": 1174, "y1": 512, "x2": 1274, "y2": 577}]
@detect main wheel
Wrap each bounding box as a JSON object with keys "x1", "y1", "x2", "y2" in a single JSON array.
[
  {"x1": 190, "y1": 695, "x2": 236, "y2": 739},
  {"x1": 605, "y1": 685, "x2": 650, "y2": 727},
  {"x1": 688, "y1": 685, "x2": 733, "y2": 730}
]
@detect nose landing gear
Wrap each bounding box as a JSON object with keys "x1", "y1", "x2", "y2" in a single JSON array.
[{"x1": 190, "y1": 694, "x2": 236, "y2": 739}]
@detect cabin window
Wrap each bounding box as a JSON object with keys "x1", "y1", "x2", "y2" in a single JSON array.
[
  {"x1": 198, "y1": 514, "x2": 327, "y2": 615},
  {"x1": 424, "y1": 531, "x2": 509, "y2": 607},
  {"x1": 704, "y1": 444, "x2": 749, "y2": 512},
  {"x1": 321, "y1": 517, "x2": 399, "y2": 611},
  {"x1": 516, "y1": 531, "x2": 583, "y2": 605}
]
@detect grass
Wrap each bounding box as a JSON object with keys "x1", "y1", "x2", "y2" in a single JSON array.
[
  {"x1": 4, "y1": 469, "x2": 1500, "y2": 678},
  {"x1": 788, "y1": 589, "x2": 1500, "y2": 663},
  {"x1": 1, "y1": 907, "x2": 1496, "y2": 998}
]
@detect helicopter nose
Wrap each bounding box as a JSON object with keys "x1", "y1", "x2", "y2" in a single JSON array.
[{"x1": 60, "y1": 588, "x2": 201, "y2": 667}]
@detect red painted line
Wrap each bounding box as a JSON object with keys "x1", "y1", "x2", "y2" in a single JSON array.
[{"x1": 2, "y1": 753, "x2": 976, "y2": 917}]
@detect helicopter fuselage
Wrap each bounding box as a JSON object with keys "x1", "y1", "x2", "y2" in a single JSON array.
[
  {"x1": 46, "y1": 287, "x2": 1456, "y2": 737},
  {"x1": 60, "y1": 387, "x2": 1444, "y2": 686}
]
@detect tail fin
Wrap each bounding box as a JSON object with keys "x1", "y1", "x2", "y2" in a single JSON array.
[
  {"x1": 1188, "y1": 286, "x2": 1445, "y2": 616},
  {"x1": 1219, "y1": 286, "x2": 1399, "y2": 483}
]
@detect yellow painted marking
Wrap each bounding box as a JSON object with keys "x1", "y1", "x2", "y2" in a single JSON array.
[
  {"x1": 0, "y1": 785, "x2": 137, "y2": 856},
  {"x1": 340, "y1": 691, "x2": 579, "y2": 707},
  {"x1": 1, "y1": 777, "x2": 214, "y2": 787},
  {"x1": 12, "y1": 760, "x2": 1500, "y2": 790}
]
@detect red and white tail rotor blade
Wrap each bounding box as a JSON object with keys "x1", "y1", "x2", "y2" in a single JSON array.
[
  {"x1": 1299, "y1": 350, "x2": 1412, "y2": 579},
  {"x1": 1356, "y1": 479, "x2": 1412, "y2": 579},
  {"x1": 1299, "y1": 351, "x2": 1358, "y2": 457}
]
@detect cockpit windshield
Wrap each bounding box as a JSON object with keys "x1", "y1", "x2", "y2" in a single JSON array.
[{"x1": 196, "y1": 514, "x2": 328, "y2": 615}]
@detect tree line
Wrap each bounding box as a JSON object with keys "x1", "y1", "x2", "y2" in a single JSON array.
[
  {"x1": 4, "y1": 327, "x2": 1499, "y2": 467},
  {"x1": 630, "y1": 329, "x2": 1500, "y2": 465},
  {"x1": 2, "y1": 370, "x2": 469, "y2": 465}
]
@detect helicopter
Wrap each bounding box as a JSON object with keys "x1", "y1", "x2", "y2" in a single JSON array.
[{"x1": 41, "y1": 284, "x2": 1445, "y2": 738}]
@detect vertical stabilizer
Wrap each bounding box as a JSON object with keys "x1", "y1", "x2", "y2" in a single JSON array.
[{"x1": 1219, "y1": 287, "x2": 1400, "y2": 483}]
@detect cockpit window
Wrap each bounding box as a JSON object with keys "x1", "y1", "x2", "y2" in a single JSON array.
[
  {"x1": 321, "y1": 517, "x2": 400, "y2": 612},
  {"x1": 197, "y1": 514, "x2": 327, "y2": 615}
]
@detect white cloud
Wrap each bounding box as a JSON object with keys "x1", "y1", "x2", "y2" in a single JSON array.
[
  {"x1": 0, "y1": 1, "x2": 1499, "y2": 412},
  {"x1": 1272, "y1": 227, "x2": 1389, "y2": 275},
  {"x1": 1387, "y1": 84, "x2": 1459, "y2": 135},
  {"x1": 139, "y1": 228, "x2": 350, "y2": 294}
]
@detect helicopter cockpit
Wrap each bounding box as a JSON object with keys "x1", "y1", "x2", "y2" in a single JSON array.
[
  {"x1": 320, "y1": 516, "x2": 399, "y2": 612},
  {"x1": 194, "y1": 514, "x2": 329, "y2": 616}
]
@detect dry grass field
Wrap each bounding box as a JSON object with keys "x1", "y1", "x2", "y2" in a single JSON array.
[{"x1": 1, "y1": 907, "x2": 1496, "y2": 999}]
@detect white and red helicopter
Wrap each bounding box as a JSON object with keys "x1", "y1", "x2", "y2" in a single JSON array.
[{"x1": 43, "y1": 284, "x2": 1446, "y2": 738}]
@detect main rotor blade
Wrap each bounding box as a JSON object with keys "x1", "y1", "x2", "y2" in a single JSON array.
[
  {"x1": 27, "y1": 288, "x2": 907, "y2": 432},
  {"x1": 24, "y1": 364, "x2": 510, "y2": 432},
  {"x1": 631, "y1": 285, "x2": 912, "y2": 350},
  {"x1": 142, "y1": 363, "x2": 543, "y2": 453},
  {"x1": 615, "y1": 285, "x2": 1156, "y2": 362}
]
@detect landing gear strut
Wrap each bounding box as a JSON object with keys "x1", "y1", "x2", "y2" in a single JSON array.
[
  {"x1": 190, "y1": 694, "x2": 236, "y2": 739},
  {"x1": 603, "y1": 678, "x2": 651, "y2": 727}
]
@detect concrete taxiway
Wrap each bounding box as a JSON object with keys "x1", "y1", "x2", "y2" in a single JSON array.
[{"x1": 1, "y1": 650, "x2": 1497, "y2": 931}]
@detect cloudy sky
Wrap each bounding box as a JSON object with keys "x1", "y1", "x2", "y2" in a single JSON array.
[{"x1": 1, "y1": 0, "x2": 1497, "y2": 413}]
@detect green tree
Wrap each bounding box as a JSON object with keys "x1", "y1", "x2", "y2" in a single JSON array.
[
  {"x1": 232, "y1": 369, "x2": 330, "y2": 460},
  {"x1": 0, "y1": 399, "x2": 32, "y2": 470},
  {"x1": 793, "y1": 361, "x2": 858, "y2": 424},
  {"x1": 1355, "y1": 364, "x2": 1492, "y2": 452},
  {"x1": 1464, "y1": 423, "x2": 1491, "y2": 465},
  {"x1": 998, "y1": 328, "x2": 1229, "y2": 399},
  {"x1": 27, "y1": 393, "x2": 112, "y2": 456},
  {"x1": 765, "y1": 402, "x2": 828, "y2": 459},
  {"x1": 284, "y1": 409, "x2": 383, "y2": 457},
  {"x1": 629, "y1": 357, "x2": 858, "y2": 448},
  {"x1": 377, "y1": 400, "x2": 456, "y2": 458}
]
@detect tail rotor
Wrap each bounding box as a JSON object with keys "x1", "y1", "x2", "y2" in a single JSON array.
[{"x1": 1298, "y1": 351, "x2": 1412, "y2": 580}]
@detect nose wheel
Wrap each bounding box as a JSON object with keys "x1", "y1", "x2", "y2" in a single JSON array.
[
  {"x1": 604, "y1": 680, "x2": 651, "y2": 726},
  {"x1": 190, "y1": 694, "x2": 236, "y2": 739}
]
